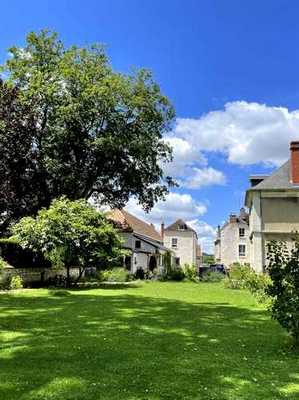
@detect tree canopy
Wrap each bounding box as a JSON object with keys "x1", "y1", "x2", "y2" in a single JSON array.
[
  {"x1": 12, "y1": 197, "x2": 125, "y2": 283},
  {"x1": 0, "y1": 30, "x2": 175, "y2": 231}
]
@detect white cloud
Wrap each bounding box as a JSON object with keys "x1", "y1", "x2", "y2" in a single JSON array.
[
  {"x1": 125, "y1": 192, "x2": 207, "y2": 226},
  {"x1": 183, "y1": 167, "x2": 226, "y2": 189},
  {"x1": 171, "y1": 101, "x2": 299, "y2": 166},
  {"x1": 187, "y1": 219, "x2": 216, "y2": 254}
]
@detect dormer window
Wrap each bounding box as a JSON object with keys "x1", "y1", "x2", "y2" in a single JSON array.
[{"x1": 178, "y1": 224, "x2": 186, "y2": 230}]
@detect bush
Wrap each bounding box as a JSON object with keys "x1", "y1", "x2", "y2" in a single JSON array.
[
  {"x1": 201, "y1": 271, "x2": 225, "y2": 283},
  {"x1": 267, "y1": 240, "x2": 299, "y2": 345},
  {"x1": 9, "y1": 275, "x2": 23, "y2": 290},
  {"x1": 167, "y1": 267, "x2": 185, "y2": 281},
  {"x1": 183, "y1": 263, "x2": 198, "y2": 281},
  {"x1": 99, "y1": 267, "x2": 132, "y2": 283},
  {"x1": 225, "y1": 263, "x2": 271, "y2": 302},
  {"x1": 134, "y1": 267, "x2": 145, "y2": 280}
]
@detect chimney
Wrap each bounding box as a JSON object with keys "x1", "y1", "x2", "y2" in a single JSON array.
[
  {"x1": 161, "y1": 222, "x2": 165, "y2": 241},
  {"x1": 229, "y1": 214, "x2": 238, "y2": 224},
  {"x1": 290, "y1": 141, "x2": 299, "y2": 184}
]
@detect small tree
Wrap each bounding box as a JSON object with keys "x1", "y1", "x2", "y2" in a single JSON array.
[
  {"x1": 267, "y1": 240, "x2": 299, "y2": 345},
  {"x1": 11, "y1": 197, "x2": 124, "y2": 285}
]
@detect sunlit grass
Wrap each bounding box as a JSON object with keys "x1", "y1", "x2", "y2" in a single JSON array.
[{"x1": 0, "y1": 282, "x2": 298, "y2": 399}]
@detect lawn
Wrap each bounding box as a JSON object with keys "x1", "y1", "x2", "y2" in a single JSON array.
[{"x1": 0, "y1": 282, "x2": 298, "y2": 400}]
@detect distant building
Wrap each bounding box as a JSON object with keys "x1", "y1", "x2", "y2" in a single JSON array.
[
  {"x1": 245, "y1": 141, "x2": 299, "y2": 272},
  {"x1": 163, "y1": 219, "x2": 202, "y2": 268},
  {"x1": 214, "y1": 208, "x2": 250, "y2": 267},
  {"x1": 107, "y1": 209, "x2": 169, "y2": 274}
]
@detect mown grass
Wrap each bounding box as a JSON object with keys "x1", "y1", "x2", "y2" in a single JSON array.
[{"x1": 0, "y1": 282, "x2": 298, "y2": 399}]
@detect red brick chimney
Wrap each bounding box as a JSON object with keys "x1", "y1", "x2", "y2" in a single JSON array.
[{"x1": 290, "y1": 141, "x2": 299, "y2": 184}]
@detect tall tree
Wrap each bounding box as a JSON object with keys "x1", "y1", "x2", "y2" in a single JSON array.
[{"x1": 0, "y1": 30, "x2": 175, "y2": 231}]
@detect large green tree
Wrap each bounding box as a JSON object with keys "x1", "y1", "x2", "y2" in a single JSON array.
[
  {"x1": 0, "y1": 30, "x2": 175, "y2": 231},
  {"x1": 12, "y1": 197, "x2": 125, "y2": 285}
]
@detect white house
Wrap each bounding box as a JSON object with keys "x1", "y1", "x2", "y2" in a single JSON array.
[
  {"x1": 214, "y1": 208, "x2": 250, "y2": 267},
  {"x1": 245, "y1": 141, "x2": 299, "y2": 272},
  {"x1": 163, "y1": 219, "x2": 201, "y2": 268},
  {"x1": 107, "y1": 209, "x2": 170, "y2": 274}
]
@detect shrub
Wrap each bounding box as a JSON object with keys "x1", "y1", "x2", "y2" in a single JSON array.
[
  {"x1": 225, "y1": 263, "x2": 271, "y2": 303},
  {"x1": 201, "y1": 271, "x2": 225, "y2": 283},
  {"x1": 9, "y1": 275, "x2": 23, "y2": 290},
  {"x1": 168, "y1": 267, "x2": 185, "y2": 281},
  {"x1": 267, "y1": 240, "x2": 299, "y2": 345},
  {"x1": 183, "y1": 263, "x2": 198, "y2": 281},
  {"x1": 99, "y1": 267, "x2": 132, "y2": 283},
  {"x1": 134, "y1": 267, "x2": 145, "y2": 280}
]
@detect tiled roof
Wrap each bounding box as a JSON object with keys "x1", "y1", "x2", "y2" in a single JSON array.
[{"x1": 107, "y1": 209, "x2": 162, "y2": 243}]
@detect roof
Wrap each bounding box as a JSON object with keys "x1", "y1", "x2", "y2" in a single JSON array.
[
  {"x1": 250, "y1": 161, "x2": 294, "y2": 191},
  {"x1": 165, "y1": 219, "x2": 197, "y2": 238},
  {"x1": 245, "y1": 160, "x2": 299, "y2": 206},
  {"x1": 107, "y1": 209, "x2": 162, "y2": 243}
]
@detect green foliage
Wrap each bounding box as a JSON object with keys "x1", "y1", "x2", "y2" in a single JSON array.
[
  {"x1": 202, "y1": 254, "x2": 215, "y2": 264},
  {"x1": 183, "y1": 263, "x2": 198, "y2": 281},
  {"x1": 98, "y1": 267, "x2": 132, "y2": 283},
  {"x1": 163, "y1": 251, "x2": 172, "y2": 276},
  {"x1": 201, "y1": 271, "x2": 225, "y2": 283},
  {"x1": 9, "y1": 275, "x2": 23, "y2": 290},
  {"x1": 225, "y1": 263, "x2": 271, "y2": 303},
  {"x1": 11, "y1": 197, "x2": 124, "y2": 284},
  {"x1": 0, "y1": 30, "x2": 175, "y2": 232},
  {"x1": 267, "y1": 240, "x2": 299, "y2": 345},
  {"x1": 167, "y1": 267, "x2": 185, "y2": 281},
  {"x1": 0, "y1": 256, "x2": 6, "y2": 272}
]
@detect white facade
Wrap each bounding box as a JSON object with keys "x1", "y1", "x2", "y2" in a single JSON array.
[
  {"x1": 214, "y1": 210, "x2": 250, "y2": 268},
  {"x1": 163, "y1": 220, "x2": 201, "y2": 267}
]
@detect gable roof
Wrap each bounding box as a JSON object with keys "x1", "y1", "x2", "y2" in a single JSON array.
[
  {"x1": 107, "y1": 209, "x2": 162, "y2": 243},
  {"x1": 165, "y1": 219, "x2": 197, "y2": 236}
]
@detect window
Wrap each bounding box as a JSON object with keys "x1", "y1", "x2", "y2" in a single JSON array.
[
  {"x1": 135, "y1": 240, "x2": 141, "y2": 249},
  {"x1": 171, "y1": 238, "x2": 178, "y2": 248},
  {"x1": 239, "y1": 244, "x2": 246, "y2": 257},
  {"x1": 175, "y1": 257, "x2": 180, "y2": 266},
  {"x1": 178, "y1": 224, "x2": 186, "y2": 230},
  {"x1": 239, "y1": 228, "x2": 245, "y2": 237}
]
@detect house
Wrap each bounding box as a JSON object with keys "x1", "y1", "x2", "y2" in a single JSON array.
[
  {"x1": 107, "y1": 209, "x2": 170, "y2": 274},
  {"x1": 245, "y1": 141, "x2": 299, "y2": 272},
  {"x1": 162, "y1": 219, "x2": 202, "y2": 268},
  {"x1": 214, "y1": 208, "x2": 250, "y2": 268}
]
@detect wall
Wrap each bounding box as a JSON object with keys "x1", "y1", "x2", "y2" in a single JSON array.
[
  {"x1": 164, "y1": 230, "x2": 197, "y2": 266},
  {"x1": 220, "y1": 222, "x2": 250, "y2": 267},
  {"x1": 261, "y1": 196, "x2": 299, "y2": 232}
]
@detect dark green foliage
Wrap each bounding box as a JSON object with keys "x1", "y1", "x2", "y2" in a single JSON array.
[
  {"x1": 0, "y1": 30, "x2": 175, "y2": 232},
  {"x1": 267, "y1": 240, "x2": 299, "y2": 345},
  {"x1": 163, "y1": 250, "x2": 172, "y2": 276},
  {"x1": 0, "y1": 237, "x2": 50, "y2": 269},
  {"x1": 167, "y1": 267, "x2": 185, "y2": 281}
]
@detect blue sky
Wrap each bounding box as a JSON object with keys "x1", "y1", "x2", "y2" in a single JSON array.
[{"x1": 1, "y1": 0, "x2": 299, "y2": 252}]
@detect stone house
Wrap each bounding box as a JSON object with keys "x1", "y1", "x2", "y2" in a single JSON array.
[
  {"x1": 162, "y1": 219, "x2": 202, "y2": 268},
  {"x1": 107, "y1": 209, "x2": 170, "y2": 274},
  {"x1": 245, "y1": 141, "x2": 299, "y2": 272},
  {"x1": 214, "y1": 208, "x2": 250, "y2": 268}
]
